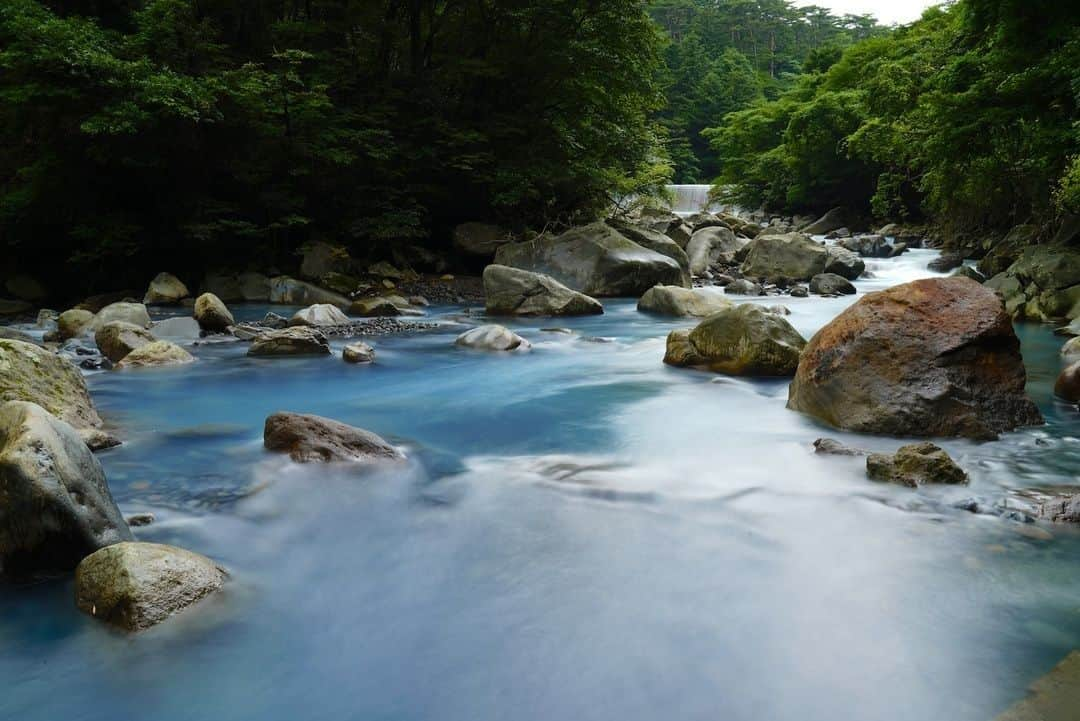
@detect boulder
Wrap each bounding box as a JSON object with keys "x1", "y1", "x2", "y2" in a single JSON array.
[
  {"x1": 455, "y1": 325, "x2": 531, "y2": 352},
  {"x1": 238, "y1": 272, "x2": 272, "y2": 301},
  {"x1": 247, "y1": 327, "x2": 331, "y2": 357},
  {"x1": 1062, "y1": 337, "x2": 1080, "y2": 360},
  {"x1": 800, "y1": 207, "x2": 851, "y2": 235},
  {"x1": 288, "y1": 303, "x2": 350, "y2": 327},
  {"x1": 300, "y1": 241, "x2": 353, "y2": 281},
  {"x1": 952, "y1": 265, "x2": 985, "y2": 283},
  {"x1": 739, "y1": 233, "x2": 829, "y2": 282},
  {"x1": 637, "y1": 285, "x2": 732, "y2": 318},
  {"x1": 484, "y1": 265, "x2": 603, "y2": 317},
  {"x1": 866, "y1": 442, "x2": 969, "y2": 488},
  {"x1": 0, "y1": 340, "x2": 102, "y2": 431},
  {"x1": 813, "y1": 438, "x2": 867, "y2": 456},
  {"x1": 983, "y1": 244, "x2": 1080, "y2": 321},
  {"x1": 115, "y1": 341, "x2": 195, "y2": 369},
  {"x1": 453, "y1": 222, "x2": 511, "y2": 257},
  {"x1": 143, "y1": 272, "x2": 189, "y2": 305},
  {"x1": 91, "y1": 302, "x2": 151, "y2": 331},
  {"x1": 788, "y1": 277, "x2": 1043, "y2": 439},
  {"x1": 977, "y1": 224, "x2": 1040, "y2": 278},
  {"x1": 823, "y1": 246, "x2": 865, "y2": 280},
  {"x1": 1054, "y1": 361, "x2": 1080, "y2": 404},
  {"x1": 809, "y1": 273, "x2": 856, "y2": 296},
  {"x1": 725, "y1": 279, "x2": 763, "y2": 296},
  {"x1": 789, "y1": 286, "x2": 809, "y2": 298},
  {"x1": 56, "y1": 309, "x2": 96, "y2": 341},
  {"x1": 839, "y1": 235, "x2": 892, "y2": 258},
  {"x1": 75, "y1": 542, "x2": 225, "y2": 631},
  {"x1": 0, "y1": 401, "x2": 131, "y2": 576},
  {"x1": 494, "y1": 222, "x2": 683, "y2": 297},
  {"x1": 349, "y1": 297, "x2": 402, "y2": 317},
  {"x1": 151, "y1": 317, "x2": 201, "y2": 341},
  {"x1": 646, "y1": 216, "x2": 693, "y2": 248},
  {"x1": 0, "y1": 327, "x2": 39, "y2": 345},
  {"x1": 202, "y1": 272, "x2": 244, "y2": 303},
  {"x1": 264, "y1": 411, "x2": 405, "y2": 464},
  {"x1": 608, "y1": 221, "x2": 692, "y2": 286},
  {"x1": 928, "y1": 253, "x2": 964, "y2": 273},
  {"x1": 193, "y1": 293, "x2": 234, "y2": 332},
  {"x1": 663, "y1": 304, "x2": 807, "y2": 376},
  {"x1": 94, "y1": 321, "x2": 156, "y2": 363},
  {"x1": 343, "y1": 342, "x2": 375, "y2": 364},
  {"x1": 269, "y1": 276, "x2": 350, "y2": 310},
  {"x1": 686, "y1": 226, "x2": 744, "y2": 276}
]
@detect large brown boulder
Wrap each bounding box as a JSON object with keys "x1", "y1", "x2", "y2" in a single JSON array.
[
  {"x1": 264, "y1": 411, "x2": 405, "y2": 464},
  {"x1": 788, "y1": 277, "x2": 1043, "y2": 439}
]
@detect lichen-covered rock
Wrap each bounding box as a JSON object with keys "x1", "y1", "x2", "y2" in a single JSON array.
[
  {"x1": 343, "y1": 342, "x2": 375, "y2": 364},
  {"x1": 115, "y1": 341, "x2": 195, "y2": 369},
  {"x1": 56, "y1": 309, "x2": 96, "y2": 341},
  {"x1": 484, "y1": 265, "x2": 603, "y2": 316},
  {"x1": 809, "y1": 273, "x2": 856, "y2": 296},
  {"x1": 264, "y1": 411, "x2": 405, "y2": 463},
  {"x1": 455, "y1": 325, "x2": 531, "y2": 352},
  {"x1": 866, "y1": 442, "x2": 969, "y2": 488},
  {"x1": 1054, "y1": 360, "x2": 1080, "y2": 404},
  {"x1": 143, "y1": 272, "x2": 189, "y2": 305},
  {"x1": 0, "y1": 340, "x2": 102, "y2": 430},
  {"x1": 663, "y1": 304, "x2": 806, "y2": 376},
  {"x1": 813, "y1": 438, "x2": 867, "y2": 456},
  {"x1": 0, "y1": 401, "x2": 131, "y2": 576},
  {"x1": 95, "y1": 321, "x2": 156, "y2": 363},
  {"x1": 288, "y1": 303, "x2": 350, "y2": 327},
  {"x1": 494, "y1": 222, "x2": 683, "y2": 297},
  {"x1": 75, "y1": 542, "x2": 225, "y2": 631},
  {"x1": 193, "y1": 293, "x2": 234, "y2": 332},
  {"x1": 247, "y1": 327, "x2": 331, "y2": 357},
  {"x1": 739, "y1": 233, "x2": 829, "y2": 282},
  {"x1": 788, "y1": 277, "x2": 1043, "y2": 439},
  {"x1": 637, "y1": 285, "x2": 732, "y2": 318},
  {"x1": 91, "y1": 302, "x2": 151, "y2": 331}
]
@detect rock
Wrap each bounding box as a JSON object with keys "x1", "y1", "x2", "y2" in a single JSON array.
[
  {"x1": 608, "y1": 220, "x2": 692, "y2": 286},
  {"x1": 5, "y1": 275, "x2": 47, "y2": 302},
  {"x1": 823, "y1": 246, "x2": 865, "y2": 280},
  {"x1": 646, "y1": 216, "x2": 693, "y2": 248},
  {"x1": 992, "y1": 650, "x2": 1080, "y2": 721},
  {"x1": 91, "y1": 302, "x2": 151, "y2": 331},
  {"x1": 455, "y1": 325, "x2": 531, "y2": 352},
  {"x1": 202, "y1": 272, "x2": 244, "y2": 303},
  {"x1": 0, "y1": 327, "x2": 40, "y2": 345},
  {"x1": 75, "y1": 542, "x2": 225, "y2": 631},
  {"x1": 788, "y1": 277, "x2": 1043, "y2": 439},
  {"x1": 865, "y1": 442, "x2": 969, "y2": 488},
  {"x1": 824, "y1": 228, "x2": 851, "y2": 239},
  {"x1": 888, "y1": 242, "x2": 909, "y2": 258},
  {"x1": 800, "y1": 207, "x2": 851, "y2": 235},
  {"x1": 36, "y1": 309, "x2": 58, "y2": 328},
  {"x1": 809, "y1": 273, "x2": 856, "y2": 295},
  {"x1": 839, "y1": 235, "x2": 892, "y2": 258},
  {"x1": 637, "y1": 285, "x2": 732, "y2": 317},
  {"x1": 813, "y1": 438, "x2": 867, "y2": 456},
  {"x1": 300, "y1": 241, "x2": 353, "y2": 281},
  {"x1": 143, "y1": 272, "x2": 189, "y2": 305},
  {"x1": 126, "y1": 513, "x2": 155, "y2": 527},
  {"x1": 193, "y1": 293, "x2": 234, "y2": 332},
  {"x1": 247, "y1": 327, "x2": 331, "y2": 357},
  {"x1": 0, "y1": 340, "x2": 102, "y2": 430},
  {"x1": 343, "y1": 342, "x2": 375, "y2": 364},
  {"x1": 262, "y1": 312, "x2": 289, "y2": 329},
  {"x1": 238, "y1": 272, "x2": 272, "y2": 301},
  {"x1": 725, "y1": 279, "x2": 763, "y2": 296},
  {"x1": 453, "y1": 222, "x2": 511, "y2": 257},
  {"x1": 0, "y1": 299, "x2": 32, "y2": 316},
  {"x1": 494, "y1": 222, "x2": 683, "y2": 297},
  {"x1": 789, "y1": 286, "x2": 809, "y2": 298},
  {"x1": 1062, "y1": 337, "x2": 1080, "y2": 360},
  {"x1": 115, "y1": 341, "x2": 195, "y2": 369},
  {"x1": 0, "y1": 401, "x2": 131, "y2": 576},
  {"x1": 977, "y1": 223, "x2": 1040, "y2": 278},
  {"x1": 82, "y1": 428, "x2": 122, "y2": 451},
  {"x1": 483, "y1": 265, "x2": 603, "y2": 316},
  {"x1": 928, "y1": 253, "x2": 964, "y2": 272},
  {"x1": 264, "y1": 411, "x2": 405, "y2": 464},
  {"x1": 288, "y1": 303, "x2": 350, "y2": 327},
  {"x1": 686, "y1": 226, "x2": 745, "y2": 276},
  {"x1": 94, "y1": 321, "x2": 156, "y2": 363},
  {"x1": 349, "y1": 297, "x2": 401, "y2": 317},
  {"x1": 317, "y1": 271, "x2": 362, "y2": 295},
  {"x1": 663, "y1": 304, "x2": 807, "y2": 376},
  {"x1": 269, "y1": 276, "x2": 350, "y2": 310},
  {"x1": 740, "y1": 233, "x2": 829, "y2": 282},
  {"x1": 150, "y1": 317, "x2": 201, "y2": 341},
  {"x1": 952, "y1": 265, "x2": 985, "y2": 282},
  {"x1": 983, "y1": 244, "x2": 1080, "y2": 321},
  {"x1": 1054, "y1": 361, "x2": 1080, "y2": 404},
  {"x1": 56, "y1": 309, "x2": 96, "y2": 340}
]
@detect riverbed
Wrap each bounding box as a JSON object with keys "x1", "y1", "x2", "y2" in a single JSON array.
[{"x1": 2, "y1": 248, "x2": 1079, "y2": 721}]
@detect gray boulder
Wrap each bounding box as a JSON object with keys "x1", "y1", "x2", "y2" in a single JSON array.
[
  {"x1": 151, "y1": 316, "x2": 201, "y2": 341},
  {"x1": 740, "y1": 233, "x2": 829, "y2": 282},
  {"x1": 264, "y1": 411, "x2": 405, "y2": 463},
  {"x1": 143, "y1": 272, "x2": 189, "y2": 305},
  {"x1": 823, "y1": 246, "x2": 865, "y2": 280},
  {"x1": 637, "y1": 285, "x2": 732, "y2": 318},
  {"x1": 725, "y1": 279, "x2": 762, "y2": 296},
  {"x1": 56, "y1": 309, "x2": 96, "y2": 341},
  {"x1": 75, "y1": 542, "x2": 225, "y2": 631},
  {"x1": 456, "y1": 325, "x2": 531, "y2": 352},
  {"x1": 663, "y1": 304, "x2": 807, "y2": 376},
  {"x1": 608, "y1": 221, "x2": 692, "y2": 287},
  {"x1": 0, "y1": 401, "x2": 131, "y2": 576},
  {"x1": 115, "y1": 341, "x2": 195, "y2": 369},
  {"x1": 839, "y1": 235, "x2": 892, "y2": 258},
  {"x1": 686, "y1": 226, "x2": 745, "y2": 276},
  {"x1": 484, "y1": 265, "x2": 603, "y2": 316},
  {"x1": 809, "y1": 273, "x2": 856, "y2": 296},
  {"x1": 288, "y1": 303, "x2": 351, "y2": 327},
  {"x1": 91, "y1": 302, "x2": 151, "y2": 331},
  {"x1": 800, "y1": 208, "x2": 851, "y2": 235},
  {"x1": 247, "y1": 327, "x2": 331, "y2": 357},
  {"x1": 94, "y1": 321, "x2": 156, "y2": 363}
]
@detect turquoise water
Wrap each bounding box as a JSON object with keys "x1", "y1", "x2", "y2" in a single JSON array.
[{"x1": 2, "y1": 249, "x2": 1079, "y2": 721}]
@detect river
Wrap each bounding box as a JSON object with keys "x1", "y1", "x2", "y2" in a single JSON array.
[{"x1": 2, "y1": 247, "x2": 1079, "y2": 721}]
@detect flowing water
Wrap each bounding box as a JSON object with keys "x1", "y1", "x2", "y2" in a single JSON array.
[
  {"x1": 2, "y1": 248, "x2": 1080, "y2": 721},
  {"x1": 665, "y1": 184, "x2": 742, "y2": 217}
]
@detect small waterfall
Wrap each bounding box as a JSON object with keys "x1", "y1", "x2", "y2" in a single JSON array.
[{"x1": 666, "y1": 184, "x2": 714, "y2": 215}]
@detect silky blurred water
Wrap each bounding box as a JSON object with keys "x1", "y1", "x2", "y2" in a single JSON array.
[{"x1": 2, "y1": 248, "x2": 1079, "y2": 721}]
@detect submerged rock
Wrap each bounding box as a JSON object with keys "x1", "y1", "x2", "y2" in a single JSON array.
[
  {"x1": 143, "y1": 272, "x2": 189, "y2": 305},
  {"x1": 0, "y1": 401, "x2": 131, "y2": 577},
  {"x1": 115, "y1": 341, "x2": 195, "y2": 369},
  {"x1": 1054, "y1": 361, "x2": 1080, "y2": 404},
  {"x1": 94, "y1": 321, "x2": 155, "y2": 363},
  {"x1": 264, "y1": 411, "x2": 405, "y2": 463},
  {"x1": 788, "y1": 277, "x2": 1042, "y2": 439},
  {"x1": 288, "y1": 303, "x2": 350, "y2": 327},
  {"x1": 455, "y1": 324, "x2": 531, "y2": 352},
  {"x1": 75, "y1": 542, "x2": 225, "y2": 631},
  {"x1": 494, "y1": 222, "x2": 683, "y2": 297},
  {"x1": 342, "y1": 342, "x2": 375, "y2": 364},
  {"x1": 247, "y1": 327, "x2": 331, "y2": 357},
  {"x1": 637, "y1": 285, "x2": 732, "y2": 318},
  {"x1": 663, "y1": 304, "x2": 806, "y2": 376},
  {"x1": 194, "y1": 293, "x2": 234, "y2": 332},
  {"x1": 865, "y1": 442, "x2": 969, "y2": 488},
  {"x1": 928, "y1": 253, "x2": 963, "y2": 273},
  {"x1": 151, "y1": 316, "x2": 201, "y2": 341},
  {"x1": 484, "y1": 265, "x2": 603, "y2": 316},
  {"x1": 0, "y1": 339, "x2": 102, "y2": 431}
]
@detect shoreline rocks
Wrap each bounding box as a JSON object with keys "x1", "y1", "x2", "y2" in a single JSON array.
[
  {"x1": 264, "y1": 411, "x2": 405, "y2": 464},
  {"x1": 484, "y1": 265, "x2": 603, "y2": 316}
]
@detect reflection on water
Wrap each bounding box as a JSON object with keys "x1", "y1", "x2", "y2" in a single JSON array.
[{"x1": 2, "y1": 248, "x2": 1079, "y2": 721}]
